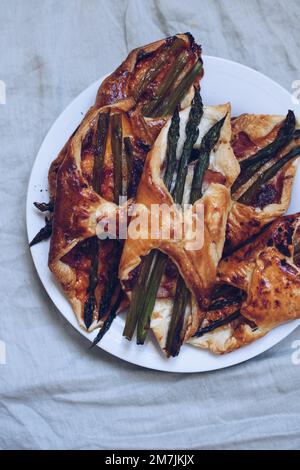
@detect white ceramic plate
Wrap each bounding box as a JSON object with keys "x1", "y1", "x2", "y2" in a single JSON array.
[{"x1": 27, "y1": 56, "x2": 300, "y2": 372}]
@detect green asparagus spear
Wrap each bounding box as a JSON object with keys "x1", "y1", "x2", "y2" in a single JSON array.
[
  {"x1": 240, "y1": 111, "x2": 295, "y2": 170},
  {"x1": 135, "y1": 37, "x2": 185, "y2": 100},
  {"x1": 190, "y1": 115, "x2": 227, "y2": 203},
  {"x1": 149, "y1": 60, "x2": 203, "y2": 118},
  {"x1": 124, "y1": 136, "x2": 133, "y2": 193},
  {"x1": 238, "y1": 145, "x2": 300, "y2": 205},
  {"x1": 95, "y1": 113, "x2": 123, "y2": 322},
  {"x1": 111, "y1": 113, "x2": 123, "y2": 204},
  {"x1": 94, "y1": 112, "x2": 110, "y2": 194},
  {"x1": 165, "y1": 276, "x2": 190, "y2": 356},
  {"x1": 231, "y1": 110, "x2": 296, "y2": 195},
  {"x1": 162, "y1": 108, "x2": 181, "y2": 189},
  {"x1": 83, "y1": 111, "x2": 110, "y2": 329},
  {"x1": 172, "y1": 90, "x2": 203, "y2": 202},
  {"x1": 142, "y1": 50, "x2": 189, "y2": 117},
  {"x1": 123, "y1": 251, "x2": 157, "y2": 340},
  {"x1": 136, "y1": 252, "x2": 169, "y2": 344}
]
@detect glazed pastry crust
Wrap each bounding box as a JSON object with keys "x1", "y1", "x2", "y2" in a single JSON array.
[
  {"x1": 48, "y1": 34, "x2": 203, "y2": 200},
  {"x1": 48, "y1": 104, "x2": 125, "y2": 330},
  {"x1": 188, "y1": 318, "x2": 266, "y2": 354},
  {"x1": 226, "y1": 114, "x2": 300, "y2": 252},
  {"x1": 47, "y1": 34, "x2": 203, "y2": 331},
  {"x1": 189, "y1": 213, "x2": 300, "y2": 353},
  {"x1": 120, "y1": 103, "x2": 239, "y2": 347}
]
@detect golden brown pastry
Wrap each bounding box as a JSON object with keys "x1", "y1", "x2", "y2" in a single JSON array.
[
  {"x1": 189, "y1": 213, "x2": 300, "y2": 353},
  {"x1": 224, "y1": 112, "x2": 300, "y2": 254},
  {"x1": 119, "y1": 96, "x2": 239, "y2": 353},
  {"x1": 46, "y1": 34, "x2": 203, "y2": 332},
  {"x1": 33, "y1": 33, "x2": 300, "y2": 360},
  {"x1": 48, "y1": 33, "x2": 203, "y2": 200}
]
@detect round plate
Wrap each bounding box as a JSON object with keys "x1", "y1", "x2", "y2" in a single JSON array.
[{"x1": 27, "y1": 56, "x2": 300, "y2": 372}]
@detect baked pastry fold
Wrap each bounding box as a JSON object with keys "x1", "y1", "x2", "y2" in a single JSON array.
[
  {"x1": 120, "y1": 100, "x2": 240, "y2": 352},
  {"x1": 32, "y1": 32, "x2": 300, "y2": 359},
  {"x1": 48, "y1": 33, "x2": 203, "y2": 200},
  {"x1": 189, "y1": 213, "x2": 300, "y2": 353},
  {"x1": 225, "y1": 113, "x2": 300, "y2": 254},
  {"x1": 47, "y1": 33, "x2": 203, "y2": 331}
]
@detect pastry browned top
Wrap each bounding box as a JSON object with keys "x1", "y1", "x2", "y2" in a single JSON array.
[{"x1": 47, "y1": 33, "x2": 203, "y2": 331}]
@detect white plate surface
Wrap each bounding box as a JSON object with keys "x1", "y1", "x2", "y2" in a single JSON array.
[{"x1": 26, "y1": 56, "x2": 300, "y2": 372}]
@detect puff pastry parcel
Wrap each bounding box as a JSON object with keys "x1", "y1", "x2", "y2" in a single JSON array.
[
  {"x1": 189, "y1": 213, "x2": 300, "y2": 353},
  {"x1": 48, "y1": 33, "x2": 203, "y2": 201},
  {"x1": 46, "y1": 34, "x2": 203, "y2": 331},
  {"x1": 30, "y1": 32, "x2": 300, "y2": 359},
  {"x1": 120, "y1": 91, "x2": 239, "y2": 355},
  {"x1": 225, "y1": 112, "x2": 300, "y2": 254}
]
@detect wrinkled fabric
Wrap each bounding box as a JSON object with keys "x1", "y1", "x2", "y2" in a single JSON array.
[{"x1": 1, "y1": 0, "x2": 300, "y2": 450}]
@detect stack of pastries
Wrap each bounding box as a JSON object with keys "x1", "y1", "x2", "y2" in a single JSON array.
[{"x1": 31, "y1": 34, "x2": 300, "y2": 357}]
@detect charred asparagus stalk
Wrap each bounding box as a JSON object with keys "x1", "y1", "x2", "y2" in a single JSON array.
[
  {"x1": 33, "y1": 201, "x2": 54, "y2": 212},
  {"x1": 294, "y1": 238, "x2": 300, "y2": 267},
  {"x1": 294, "y1": 129, "x2": 300, "y2": 139},
  {"x1": 83, "y1": 111, "x2": 110, "y2": 329},
  {"x1": 90, "y1": 288, "x2": 123, "y2": 348},
  {"x1": 124, "y1": 137, "x2": 133, "y2": 192},
  {"x1": 166, "y1": 115, "x2": 227, "y2": 357},
  {"x1": 238, "y1": 145, "x2": 300, "y2": 206},
  {"x1": 93, "y1": 112, "x2": 110, "y2": 193},
  {"x1": 30, "y1": 199, "x2": 54, "y2": 247},
  {"x1": 142, "y1": 50, "x2": 189, "y2": 117},
  {"x1": 96, "y1": 113, "x2": 124, "y2": 322},
  {"x1": 135, "y1": 37, "x2": 185, "y2": 100},
  {"x1": 189, "y1": 115, "x2": 227, "y2": 202},
  {"x1": 84, "y1": 239, "x2": 100, "y2": 329},
  {"x1": 209, "y1": 285, "x2": 245, "y2": 311},
  {"x1": 123, "y1": 251, "x2": 157, "y2": 341},
  {"x1": 165, "y1": 276, "x2": 189, "y2": 356},
  {"x1": 212, "y1": 283, "x2": 239, "y2": 299},
  {"x1": 135, "y1": 252, "x2": 168, "y2": 344},
  {"x1": 92, "y1": 119, "x2": 134, "y2": 338},
  {"x1": 97, "y1": 243, "x2": 122, "y2": 321},
  {"x1": 231, "y1": 110, "x2": 296, "y2": 195},
  {"x1": 172, "y1": 90, "x2": 203, "y2": 202},
  {"x1": 29, "y1": 216, "x2": 52, "y2": 247},
  {"x1": 148, "y1": 60, "x2": 203, "y2": 118},
  {"x1": 202, "y1": 124, "x2": 299, "y2": 327},
  {"x1": 194, "y1": 309, "x2": 241, "y2": 337},
  {"x1": 111, "y1": 113, "x2": 123, "y2": 203}
]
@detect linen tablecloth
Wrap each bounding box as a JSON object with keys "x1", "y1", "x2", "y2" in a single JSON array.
[{"x1": 1, "y1": 0, "x2": 300, "y2": 450}]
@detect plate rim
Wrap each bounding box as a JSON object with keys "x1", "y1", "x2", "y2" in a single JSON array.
[{"x1": 26, "y1": 55, "x2": 300, "y2": 373}]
